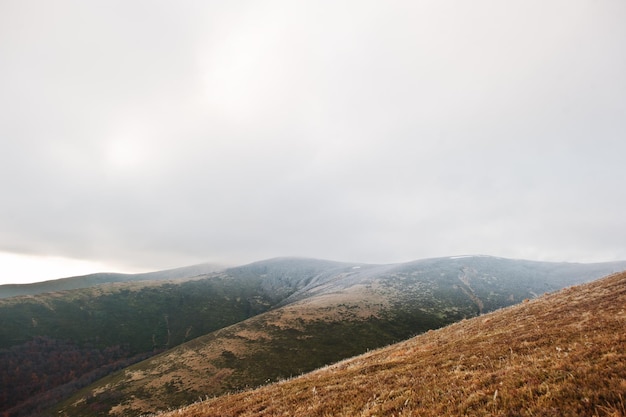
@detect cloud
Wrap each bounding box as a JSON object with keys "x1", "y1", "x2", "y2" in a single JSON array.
[{"x1": 0, "y1": 0, "x2": 625, "y2": 281}]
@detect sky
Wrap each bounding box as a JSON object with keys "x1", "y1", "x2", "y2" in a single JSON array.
[{"x1": 1, "y1": 0, "x2": 625, "y2": 284}]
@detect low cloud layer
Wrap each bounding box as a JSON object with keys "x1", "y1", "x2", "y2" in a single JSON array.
[{"x1": 1, "y1": 0, "x2": 625, "y2": 277}]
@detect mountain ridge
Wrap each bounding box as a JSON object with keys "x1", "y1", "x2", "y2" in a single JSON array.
[
  {"x1": 156, "y1": 270, "x2": 626, "y2": 417},
  {"x1": 2, "y1": 255, "x2": 625, "y2": 416},
  {"x1": 0, "y1": 262, "x2": 225, "y2": 299},
  {"x1": 48, "y1": 256, "x2": 626, "y2": 417}
]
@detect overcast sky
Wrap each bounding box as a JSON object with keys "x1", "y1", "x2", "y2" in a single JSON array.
[{"x1": 1, "y1": 0, "x2": 625, "y2": 284}]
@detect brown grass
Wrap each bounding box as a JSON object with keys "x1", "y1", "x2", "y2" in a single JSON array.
[{"x1": 158, "y1": 271, "x2": 626, "y2": 417}]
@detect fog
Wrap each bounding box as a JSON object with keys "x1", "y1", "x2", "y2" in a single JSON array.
[{"x1": 1, "y1": 0, "x2": 625, "y2": 283}]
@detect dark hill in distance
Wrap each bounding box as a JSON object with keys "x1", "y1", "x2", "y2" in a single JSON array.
[
  {"x1": 51, "y1": 256, "x2": 626, "y2": 417},
  {"x1": 1, "y1": 258, "x2": 351, "y2": 416},
  {"x1": 162, "y1": 270, "x2": 626, "y2": 417},
  {"x1": 0, "y1": 262, "x2": 224, "y2": 299}
]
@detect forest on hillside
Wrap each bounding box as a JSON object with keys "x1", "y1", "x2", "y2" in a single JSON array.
[{"x1": 0, "y1": 336, "x2": 154, "y2": 416}]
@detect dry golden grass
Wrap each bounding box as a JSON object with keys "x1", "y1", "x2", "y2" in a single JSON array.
[{"x1": 158, "y1": 271, "x2": 626, "y2": 417}]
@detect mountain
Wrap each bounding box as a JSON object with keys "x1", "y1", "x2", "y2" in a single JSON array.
[
  {"x1": 0, "y1": 263, "x2": 224, "y2": 299},
  {"x1": 157, "y1": 269, "x2": 626, "y2": 417},
  {"x1": 50, "y1": 256, "x2": 626, "y2": 417},
  {"x1": 0, "y1": 258, "x2": 348, "y2": 416}
]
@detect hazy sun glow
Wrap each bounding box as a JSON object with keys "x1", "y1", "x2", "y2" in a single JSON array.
[
  {"x1": 105, "y1": 138, "x2": 145, "y2": 171},
  {"x1": 0, "y1": 252, "x2": 138, "y2": 284},
  {"x1": 1, "y1": 1, "x2": 624, "y2": 284}
]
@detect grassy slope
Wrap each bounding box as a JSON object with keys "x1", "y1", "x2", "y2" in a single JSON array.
[
  {"x1": 161, "y1": 271, "x2": 626, "y2": 417},
  {"x1": 0, "y1": 258, "x2": 352, "y2": 353},
  {"x1": 0, "y1": 276, "x2": 273, "y2": 352},
  {"x1": 54, "y1": 284, "x2": 454, "y2": 417},
  {"x1": 2, "y1": 259, "x2": 349, "y2": 416},
  {"x1": 0, "y1": 268, "x2": 322, "y2": 417},
  {"x1": 54, "y1": 258, "x2": 626, "y2": 417},
  {"x1": 0, "y1": 276, "x2": 283, "y2": 417}
]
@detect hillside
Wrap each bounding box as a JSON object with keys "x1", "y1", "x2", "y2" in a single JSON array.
[
  {"x1": 0, "y1": 263, "x2": 223, "y2": 299},
  {"x1": 158, "y1": 270, "x2": 626, "y2": 417},
  {"x1": 52, "y1": 256, "x2": 626, "y2": 417},
  {"x1": 0, "y1": 258, "x2": 349, "y2": 416}
]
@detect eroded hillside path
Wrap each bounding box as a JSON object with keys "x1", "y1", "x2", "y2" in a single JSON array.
[{"x1": 457, "y1": 267, "x2": 484, "y2": 315}]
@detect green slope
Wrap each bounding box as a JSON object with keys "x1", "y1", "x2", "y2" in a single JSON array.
[
  {"x1": 52, "y1": 256, "x2": 626, "y2": 417},
  {"x1": 1, "y1": 259, "x2": 345, "y2": 416},
  {"x1": 158, "y1": 271, "x2": 626, "y2": 417}
]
